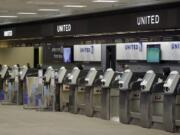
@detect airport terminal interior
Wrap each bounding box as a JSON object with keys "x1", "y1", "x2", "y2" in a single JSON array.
[{"x1": 1, "y1": 0, "x2": 180, "y2": 135}]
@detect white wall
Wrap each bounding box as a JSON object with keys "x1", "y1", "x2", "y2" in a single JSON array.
[{"x1": 0, "y1": 47, "x2": 34, "y2": 66}]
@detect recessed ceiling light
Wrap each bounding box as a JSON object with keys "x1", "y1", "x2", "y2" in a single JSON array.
[
  {"x1": 38, "y1": 9, "x2": 60, "y2": 12},
  {"x1": 64, "y1": 5, "x2": 87, "y2": 8},
  {"x1": 27, "y1": 1, "x2": 56, "y2": 5},
  {"x1": 92, "y1": 0, "x2": 118, "y2": 3},
  {"x1": 17, "y1": 12, "x2": 37, "y2": 15},
  {"x1": 0, "y1": 16, "x2": 18, "y2": 18}
]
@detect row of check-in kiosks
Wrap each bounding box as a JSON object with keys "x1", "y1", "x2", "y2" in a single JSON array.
[
  {"x1": 0, "y1": 65, "x2": 28, "y2": 105},
  {"x1": 0, "y1": 65, "x2": 180, "y2": 132}
]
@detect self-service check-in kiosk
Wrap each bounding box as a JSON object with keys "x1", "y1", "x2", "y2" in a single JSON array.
[
  {"x1": 119, "y1": 69, "x2": 145, "y2": 124},
  {"x1": 140, "y1": 70, "x2": 157, "y2": 128},
  {"x1": 18, "y1": 65, "x2": 28, "y2": 105},
  {"x1": 119, "y1": 69, "x2": 133, "y2": 123},
  {"x1": 40, "y1": 66, "x2": 56, "y2": 111},
  {"x1": 100, "y1": 68, "x2": 115, "y2": 120},
  {"x1": 60, "y1": 69, "x2": 72, "y2": 112},
  {"x1": 0, "y1": 65, "x2": 8, "y2": 100},
  {"x1": 163, "y1": 71, "x2": 179, "y2": 132},
  {"x1": 83, "y1": 68, "x2": 103, "y2": 117},
  {"x1": 84, "y1": 68, "x2": 98, "y2": 116},
  {"x1": 3, "y1": 65, "x2": 28, "y2": 105},
  {"x1": 74, "y1": 69, "x2": 89, "y2": 114},
  {"x1": 23, "y1": 68, "x2": 39, "y2": 109},
  {"x1": 150, "y1": 71, "x2": 169, "y2": 129},
  {"x1": 56, "y1": 67, "x2": 67, "y2": 111},
  {"x1": 4, "y1": 65, "x2": 19, "y2": 104},
  {"x1": 36, "y1": 69, "x2": 44, "y2": 109},
  {"x1": 88, "y1": 68, "x2": 117, "y2": 119},
  {"x1": 63, "y1": 67, "x2": 80, "y2": 113},
  {"x1": 110, "y1": 71, "x2": 122, "y2": 122}
]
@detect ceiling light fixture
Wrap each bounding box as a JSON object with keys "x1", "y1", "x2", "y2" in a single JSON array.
[
  {"x1": 92, "y1": 0, "x2": 118, "y2": 3},
  {"x1": 64, "y1": 5, "x2": 87, "y2": 8},
  {"x1": 38, "y1": 9, "x2": 60, "y2": 12},
  {"x1": 17, "y1": 12, "x2": 37, "y2": 15},
  {"x1": 0, "y1": 16, "x2": 18, "y2": 18},
  {"x1": 27, "y1": 1, "x2": 56, "y2": 5}
]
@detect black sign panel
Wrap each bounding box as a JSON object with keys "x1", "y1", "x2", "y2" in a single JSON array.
[
  {"x1": 53, "y1": 8, "x2": 180, "y2": 36},
  {"x1": 54, "y1": 19, "x2": 88, "y2": 36},
  {"x1": 0, "y1": 27, "x2": 16, "y2": 39},
  {"x1": 43, "y1": 45, "x2": 63, "y2": 65},
  {"x1": 0, "y1": 6, "x2": 180, "y2": 39}
]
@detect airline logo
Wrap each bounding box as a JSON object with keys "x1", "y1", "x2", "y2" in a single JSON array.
[
  {"x1": 57, "y1": 24, "x2": 71, "y2": 32},
  {"x1": 80, "y1": 46, "x2": 94, "y2": 54},
  {"x1": 171, "y1": 43, "x2": 180, "y2": 49},
  {"x1": 125, "y1": 43, "x2": 143, "y2": 52},
  {"x1": 137, "y1": 15, "x2": 160, "y2": 26}
]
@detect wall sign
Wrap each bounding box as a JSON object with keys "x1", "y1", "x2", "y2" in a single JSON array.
[
  {"x1": 74, "y1": 44, "x2": 101, "y2": 62},
  {"x1": 4, "y1": 30, "x2": 13, "y2": 37},
  {"x1": 51, "y1": 47, "x2": 63, "y2": 59},
  {"x1": 43, "y1": 45, "x2": 63, "y2": 65},
  {"x1": 57, "y1": 24, "x2": 71, "y2": 33},
  {"x1": 137, "y1": 15, "x2": 160, "y2": 26},
  {"x1": 117, "y1": 42, "x2": 180, "y2": 61},
  {"x1": 116, "y1": 43, "x2": 146, "y2": 60}
]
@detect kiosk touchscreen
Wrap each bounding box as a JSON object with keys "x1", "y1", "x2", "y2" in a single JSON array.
[
  {"x1": 67, "y1": 67, "x2": 80, "y2": 85},
  {"x1": 19, "y1": 65, "x2": 28, "y2": 81},
  {"x1": 119, "y1": 69, "x2": 133, "y2": 90},
  {"x1": 101, "y1": 68, "x2": 114, "y2": 88},
  {"x1": 44, "y1": 66, "x2": 53, "y2": 83},
  {"x1": 85, "y1": 68, "x2": 97, "y2": 86},
  {"x1": 140, "y1": 70, "x2": 156, "y2": 92},
  {"x1": 163, "y1": 71, "x2": 179, "y2": 94},
  {"x1": 58, "y1": 67, "x2": 67, "y2": 84},
  {"x1": 0, "y1": 65, "x2": 8, "y2": 79}
]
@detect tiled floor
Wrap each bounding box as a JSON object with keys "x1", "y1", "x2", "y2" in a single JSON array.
[{"x1": 0, "y1": 105, "x2": 177, "y2": 135}]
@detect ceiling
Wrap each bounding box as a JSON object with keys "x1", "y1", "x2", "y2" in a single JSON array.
[{"x1": 0, "y1": 0, "x2": 179, "y2": 25}]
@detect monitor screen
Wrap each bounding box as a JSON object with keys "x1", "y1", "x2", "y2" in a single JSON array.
[
  {"x1": 63, "y1": 48, "x2": 72, "y2": 63},
  {"x1": 147, "y1": 44, "x2": 161, "y2": 63}
]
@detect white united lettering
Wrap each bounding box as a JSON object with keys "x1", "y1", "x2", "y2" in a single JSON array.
[
  {"x1": 137, "y1": 15, "x2": 160, "y2": 26},
  {"x1": 57, "y1": 24, "x2": 71, "y2": 32}
]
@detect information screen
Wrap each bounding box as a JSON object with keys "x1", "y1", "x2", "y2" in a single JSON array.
[
  {"x1": 147, "y1": 45, "x2": 161, "y2": 63},
  {"x1": 63, "y1": 47, "x2": 73, "y2": 63}
]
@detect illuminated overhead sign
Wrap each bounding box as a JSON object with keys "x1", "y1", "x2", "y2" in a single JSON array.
[
  {"x1": 137, "y1": 15, "x2": 160, "y2": 26},
  {"x1": 116, "y1": 43, "x2": 146, "y2": 60},
  {"x1": 4, "y1": 30, "x2": 13, "y2": 37},
  {"x1": 74, "y1": 44, "x2": 101, "y2": 62},
  {"x1": 57, "y1": 24, "x2": 71, "y2": 32}
]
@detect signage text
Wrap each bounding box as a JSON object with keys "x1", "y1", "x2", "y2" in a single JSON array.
[
  {"x1": 125, "y1": 44, "x2": 143, "y2": 52},
  {"x1": 137, "y1": 15, "x2": 160, "y2": 26},
  {"x1": 57, "y1": 24, "x2": 71, "y2": 32},
  {"x1": 80, "y1": 46, "x2": 94, "y2": 54}
]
